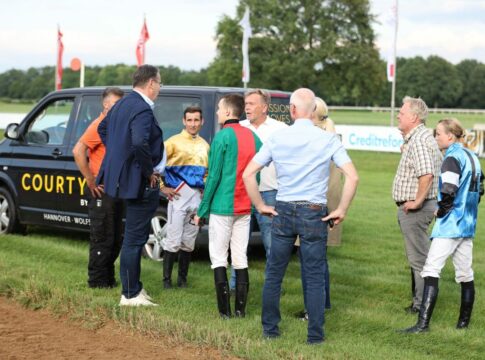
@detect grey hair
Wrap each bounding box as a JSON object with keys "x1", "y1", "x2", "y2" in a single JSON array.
[
  {"x1": 245, "y1": 89, "x2": 271, "y2": 106},
  {"x1": 403, "y1": 96, "x2": 429, "y2": 124}
]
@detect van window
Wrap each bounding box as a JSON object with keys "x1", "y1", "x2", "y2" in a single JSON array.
[
  {"x1": 154, "y1": 96, "x2": 201, "y2": 139},
  {"x1": 74, "y1": 95, "x2": 103, "y2": 142},
  {"x1": 26, "y1": 98, "x2": 75, "y2": 145}
]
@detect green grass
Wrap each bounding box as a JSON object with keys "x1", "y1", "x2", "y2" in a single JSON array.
[
  {"x1": 332, "y1": 110, "x2": 485, "y2": 129},
  {"x1": 1, "y1": 151, "x2": 485, "y2": 359},
  {"x1": 0, "y1": 101, "x2": 35, "y2": 113}
]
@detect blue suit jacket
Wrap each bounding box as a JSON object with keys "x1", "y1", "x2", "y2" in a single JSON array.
[{"x1": 97, "y1": 91, "x2": 164, "y2": 199}]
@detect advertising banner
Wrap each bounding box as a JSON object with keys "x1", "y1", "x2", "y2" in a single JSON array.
[
  {"x1": 335, "y1": 125, "x2": 404, "y2": 153},
  {"x1": 335, "y1": 125, "x2": 485, "y2": 157}
]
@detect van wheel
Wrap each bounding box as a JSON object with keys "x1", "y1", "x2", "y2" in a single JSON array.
[
  {"x1": 143, "y1": 211, "x2": 167, "y2": 262},
  {"x1": 0, "y1": 187, "x2": 25, "y2": 234}
]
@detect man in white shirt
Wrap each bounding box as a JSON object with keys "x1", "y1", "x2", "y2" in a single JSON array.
[{"x1": 240, "y1": 89, "x2": 288, "y2": 258}]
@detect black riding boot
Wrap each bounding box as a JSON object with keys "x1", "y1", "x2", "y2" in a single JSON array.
[
  {"x1": 235, "y1": 268, "x2": 249, "y2": 318},
  {"x1": 177, "y1": 250, "x2": 191, "y2": 288},
  {"x1": 457, "y1": 281, "x2": 475, "y2": 329},
  {"x1": 214, "y1": 267, "x2": 231, "y2": 319},
  {"x1": 404, "y1": 268, "x2": 419, "y2": 314},
  {"x1": 162, "y1": 251, "x2": 177, "y2": 289},
  {"x1": 401, "y1": 277, "x2": 439, "y2": 333}
]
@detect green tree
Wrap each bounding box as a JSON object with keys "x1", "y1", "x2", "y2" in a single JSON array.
[
  {"x1": 207, "y1": 0, "x2": 384, "y2": 105},
  {"x1": 462, "y1": 63, "x2": 485, "y2": 109},
  {"x1": 394, "y1": 56, "x2": 428, "y2": 102},
  {"x1": 394, "y1": 56, "x2": 462, "y2": 108},
  {"x1": 423, "y1": 56, "x2": 462, "y2": 108},
  {"x1": 0, "y1": 69, "x2": 28, "y2": 99},
  {"x1": 95, "y1": 64, "x2": 136, "y2": 86},
  {"x1": 456, "y1": 59, "x2": 485, "y2": 108}
]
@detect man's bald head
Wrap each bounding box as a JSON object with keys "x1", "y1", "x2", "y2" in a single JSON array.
[{"x1": 289, "y1": 88, "x2": 316, "y2": 120}]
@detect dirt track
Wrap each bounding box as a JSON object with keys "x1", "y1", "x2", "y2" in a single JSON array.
[{"x1": 0, "y1": 297, "x2": 237, "y2": 360}]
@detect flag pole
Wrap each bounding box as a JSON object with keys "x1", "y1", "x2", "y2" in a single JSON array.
[
  {"x1": 390, "y1": 1, "x2": 398, "y2": 127},
  {"x1": 55, "y1": 24, "x2": 59, "y2": 91},
  {"x1": 143, "y1": 14, "x2": 146, "y2": 64},
  {"x1": 80, "y1": 61, "x2": 85, "y2": 88},
  {"x1": 239, "y1": 7, "x2": 252, "y2": 89}
]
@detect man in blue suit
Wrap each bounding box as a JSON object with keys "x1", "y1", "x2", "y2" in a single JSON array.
[{"x1": 98, "y1": 64, "x2": 164, "y2": 306}]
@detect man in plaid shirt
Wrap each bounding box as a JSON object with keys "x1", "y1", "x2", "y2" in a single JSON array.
[{"x1": 392, "y1": 96, "x2": 442, "y2": 314}]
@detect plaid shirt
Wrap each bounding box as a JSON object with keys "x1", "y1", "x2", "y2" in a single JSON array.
[{"x1": 392, "y1": 124, "x2": 442, "y2": 202}]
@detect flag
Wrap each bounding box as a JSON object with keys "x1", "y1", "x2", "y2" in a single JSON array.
[
  {"x1": 56, "y1": 27, "x2": 64, "y2": 91},
  {"x1": 386, "y1": 0, "x2": 398, "y2": 82},
  {"x1": 239, "y1": 7, "x2": 252, "y2": 84},
  {"x1": 136, "y1": 18, "x2": 150, "y2": 67}
]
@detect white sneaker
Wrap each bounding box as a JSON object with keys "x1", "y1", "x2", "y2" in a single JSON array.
[
  {"x1": 139, "y1": 288, "x2": 153, "y2": 301},
  {"x1": 119, "y1": 293, "x2": 158, "y2": 306}
]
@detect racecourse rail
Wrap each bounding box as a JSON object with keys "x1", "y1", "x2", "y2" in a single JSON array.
[{"x1": 329, "y1": 106, "x2": 485, "y2": 115}]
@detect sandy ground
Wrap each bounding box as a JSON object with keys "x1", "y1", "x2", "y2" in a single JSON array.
[{"x1": 0, "y1": 297, "x2": 238, "y2": 360}]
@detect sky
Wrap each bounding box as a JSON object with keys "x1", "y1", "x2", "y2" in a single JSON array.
[{"x1": 0, "y1": 0, "x2": 484, "y2": 73}]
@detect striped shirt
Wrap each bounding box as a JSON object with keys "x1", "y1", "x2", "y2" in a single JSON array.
[{"x1": 392, "y1": 124, "x2": 442, "y2": 202}]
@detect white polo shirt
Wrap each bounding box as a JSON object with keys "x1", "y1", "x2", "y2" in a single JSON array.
[{"x1": 241, "y1": 116, "x2": 288, "y2": 191}]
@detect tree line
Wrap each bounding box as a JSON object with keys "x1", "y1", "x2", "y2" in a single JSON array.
[{"x1": 1, "y1": 0, "x2": 484, "y2": 109}]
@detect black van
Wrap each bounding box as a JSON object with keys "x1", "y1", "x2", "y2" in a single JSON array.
[{"x1": 0, "y1": 86, "x2": 290, "y2": 260}]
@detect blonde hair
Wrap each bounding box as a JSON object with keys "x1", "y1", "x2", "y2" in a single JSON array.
[
  {"x1": 312, "y1": 97, "x2": 335, "y2": 132},
  {"x1": 403, "y1": 96, "x2": 429, "y2": 124},
  {"x1": 437, "y1": 118, "x2": 465, "y2": 140},
  {"x1": 314, "y1": 97, "x2": 329, "y2": 121}
]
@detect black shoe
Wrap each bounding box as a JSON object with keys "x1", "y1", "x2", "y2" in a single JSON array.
[
  {"x1": 400, "y1": 277, "x2": 439, "y2": 334},
  {"x1": 263, "y1": 332, "x2": 280, "y2": 340},
  {"x1": 214, "y1": 267, "x2": 231, "y2": 319},
  {"x1": 404, "y1": 304, "x2": 420, "y2": 314},
  {"x1": 457, "y1": 281, "x2": 475, "y2": 329},
  {"x1": 88, "y1": 282, "x2": 117, "y2": 289},
  {"x1": 294, "y1": 310, "x2": 309, "y2": 321},
  {"x1": 163, "y1": 251, "x2": 177, "y2": 289},
  {"x1": 177, "y1": 250, "x2": 191, "y2": 288}
]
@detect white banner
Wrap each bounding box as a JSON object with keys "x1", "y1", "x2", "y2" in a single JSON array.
[{"x1": 336, "y1": 125, "x2": 404, "y2": 153}]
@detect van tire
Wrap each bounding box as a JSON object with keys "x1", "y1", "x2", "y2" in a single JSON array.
[
  {"x1": 143, "y1": 208, "x2": 168, "y2": 262},
  {"x1": 0, "y1": 187, "x2": 26, "y2": 234}
]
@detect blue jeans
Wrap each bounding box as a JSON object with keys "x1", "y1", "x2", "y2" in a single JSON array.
[
  {"x1": 120, "y1": 187, "x2": 159, "y2": 298},
  {"x1": 262, "y1": 201, "x2": 328, "y2": 344},
  {"x1": 255, "y1": 190, "x2": 277, "y2": 258},
  {"x1": 299, "y1": 247, "x2": 331, "y2": 309}
]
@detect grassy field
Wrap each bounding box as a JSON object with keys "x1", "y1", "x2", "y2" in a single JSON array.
[
  {"x1": 0, "y1": 101, "x2": 35, "y2": 113},
  {"x1": 1, "y1": 150, "x2": 485, "y2": 359},
  {"x1": 331, "y1": 110, "x2": 485, "y2": 129}
]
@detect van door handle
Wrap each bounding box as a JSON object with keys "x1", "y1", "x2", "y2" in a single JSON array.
[{"x1": 52, "y1": 148, "x2": 63, "y2": 158}]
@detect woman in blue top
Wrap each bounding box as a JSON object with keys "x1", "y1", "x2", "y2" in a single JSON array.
[{"x1": 402, "y1": 118, "x2": 482, "y2": 333}]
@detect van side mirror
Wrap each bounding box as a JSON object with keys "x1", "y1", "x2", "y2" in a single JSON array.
[{"x1": 4, "y1": 123, "x2": 20, "y2": 140}]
